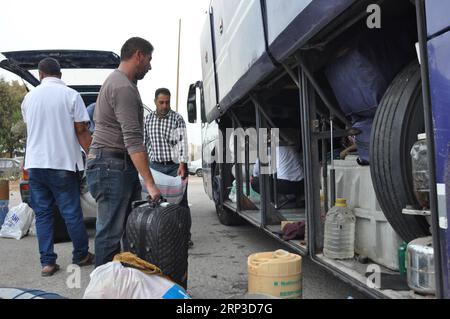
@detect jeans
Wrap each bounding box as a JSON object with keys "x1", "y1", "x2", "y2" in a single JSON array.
[
  {"x1": 86, "y1": 152, "x2": 141, "y2": 267},
  {"x1": 28, "y1": 169, "x2": 89, "y2": 267}
]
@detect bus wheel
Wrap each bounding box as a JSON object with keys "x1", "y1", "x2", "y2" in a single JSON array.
[
  {"x1": 212, "y1": 164, "x2": 244, "y2": 226},
  {"x1": 370, "y1": 61, "x2": 430, "y2": 242},
  {"x1": 215, "y1": 204, "x2": 244, "y2": 226}
]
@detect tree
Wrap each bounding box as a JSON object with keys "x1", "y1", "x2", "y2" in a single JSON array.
[{"x1": 0, "y1": 78, "x2": 27, "y2": 157}]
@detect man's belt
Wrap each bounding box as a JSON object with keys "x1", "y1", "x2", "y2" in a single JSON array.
[
  {"x1": 152, "y1": 160, "x2": 175, "y2": 165},
  {"x1": 89, "y1": 148, "x2": 130, "y2": 161}
]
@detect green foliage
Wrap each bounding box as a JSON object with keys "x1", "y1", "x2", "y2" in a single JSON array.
[{"x1": 0, "y1": 78, "x2": 27, "y2": 157}]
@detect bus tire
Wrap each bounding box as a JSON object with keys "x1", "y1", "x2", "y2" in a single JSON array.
[
  {"x1": 370, "y1": 61, "x2": 430, "y2": 242},
  {"x1": 215, "y1": 204, "x2": 244, "y2": 226},
  {"x1": 212, "y1": 164, "x2": 244, "y2": 226}
]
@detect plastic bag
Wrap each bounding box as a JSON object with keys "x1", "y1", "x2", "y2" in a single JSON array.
[
  {"x1": 83, "y1": 261, "x2": 190, "y2": 299},
  {"x1": 229, "y1": 180, "x2": 260, "y2": 204},
  {"x1": 149, "y1": 169, "x2": 188, "y2": 205},
  {"x1": 0, "y1": 203, "x2": 34, "y2": 240}
]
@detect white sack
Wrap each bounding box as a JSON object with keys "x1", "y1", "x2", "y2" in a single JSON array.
[
  {"x1": 149, "y1": 169, "x2": 188, "y2": 205},
  {"x1": 0, "y1": 203, "x2": 34, "y2": 240},
  {"x1": 83, "y1": 261, "x2": 190, "y2": 299}
]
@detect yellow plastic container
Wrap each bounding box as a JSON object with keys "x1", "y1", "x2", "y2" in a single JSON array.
[{"x1": 248, "y1": 249, "x2": 302, "y2": 299}]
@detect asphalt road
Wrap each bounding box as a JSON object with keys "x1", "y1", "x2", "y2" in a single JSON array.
[{"x1": 0, "y1": 177, "x2": 366, "y2": 299}]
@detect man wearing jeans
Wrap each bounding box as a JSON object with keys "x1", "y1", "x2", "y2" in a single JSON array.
[
  {"x1": 21, "y1": 58, "x2": 94, "y2": 276},
  {"x1": 87, "y1": 37, "x2": 161, "y2": 267},
  {"x1": 144, "y1": 88, "x2": 192, "y2": 247}
]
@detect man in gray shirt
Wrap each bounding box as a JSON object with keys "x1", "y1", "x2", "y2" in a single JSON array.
[{"x1": 86, "y1": 37, "x2": 161, "y2": 267}]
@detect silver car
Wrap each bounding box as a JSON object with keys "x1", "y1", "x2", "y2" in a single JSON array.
[
  {"x1": 188, "y1": 159, "x2": 203, "y2": 177},
  {"x1": 0, "y1": 158, "x2": 21, "y2": 179}
]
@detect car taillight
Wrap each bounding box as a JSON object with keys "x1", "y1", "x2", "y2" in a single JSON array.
[
  {"x1": 22, "y1": 168, "x2": 29, "y2": 181},
  {"x1": 22, "y1": 184, "x2": 30, "y2": 191}
]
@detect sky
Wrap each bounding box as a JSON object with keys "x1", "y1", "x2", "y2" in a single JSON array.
[{"x1": 0, "y1": 0, "x2": 210, "y2": 145}]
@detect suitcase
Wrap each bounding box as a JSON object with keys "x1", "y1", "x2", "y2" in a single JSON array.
[{"x1": 126, "y1": 199, "x2": 191, "y2": 289}]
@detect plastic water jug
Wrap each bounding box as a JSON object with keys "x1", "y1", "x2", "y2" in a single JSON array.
[
  {"x1": 411, "y1": 133, "x2": 429, "y2": 208},
  {"x1": 407, "y1": 237, "x2": 435, "y2": 295},
  {"x1": 323, "y1": 198, "x2": 355, "y2": 259}
]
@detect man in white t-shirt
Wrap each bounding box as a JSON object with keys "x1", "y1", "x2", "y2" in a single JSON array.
[
  {"x1": 21, "y1": 58, "x2": 94, "y2": 276},
  {"x1": 251, "y1": 128, "x2": 304, "y2": 199},
  {"x1": 251, "y1": 146, "x2": 304, "y2": 195}
]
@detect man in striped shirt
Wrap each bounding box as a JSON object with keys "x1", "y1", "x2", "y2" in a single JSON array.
[{"x1": 144, "y1": 88, "x2": 192, "y2": 246}]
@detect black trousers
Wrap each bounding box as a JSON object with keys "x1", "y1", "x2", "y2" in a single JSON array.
[{"x1": 251, "y1": 176, "x2": 304, "y2": 196}]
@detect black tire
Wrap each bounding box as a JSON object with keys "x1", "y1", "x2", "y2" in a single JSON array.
[
  {"x1": 212, "y1": 164, "x2": 244, "y2": 226},
  {"x1": 196, "y1": 169, "x2": 203, "y2": 177},
  {"x1": 215, "y1": 204, "x2": 244, "y2": 226},
  {"x1": 370, "y1": 62, "x2": 430, "y2": 242}
]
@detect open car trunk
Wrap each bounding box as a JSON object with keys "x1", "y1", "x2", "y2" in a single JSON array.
[{"x1": 0, "y1": 50, "x2": 120, "y2": 87}]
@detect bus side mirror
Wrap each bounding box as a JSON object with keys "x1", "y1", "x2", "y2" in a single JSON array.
[{"x1": 187, "y1": 83, "x2": 197, "y2": 123}]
